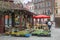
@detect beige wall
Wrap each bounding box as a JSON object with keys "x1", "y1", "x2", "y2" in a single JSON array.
[
  {"x1": 55, "y1": 0, "x2": 60, "y2": 15},
  {"x1": 55, "y1": 0, "x2": 60, "y2": 27}
]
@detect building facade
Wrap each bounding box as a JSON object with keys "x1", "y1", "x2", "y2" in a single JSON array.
[
  {"x1": 32, "y1": 0, "x2": 55, "y2": 21},
  {"x1": 55, "y1": 0, "x2": 60, "y2": 16},
  {"x1": 55, "y1": 0, "x2": 60, "y2": 27},
  {"x1": 23, "y1": 1, "x2": 35, "y2": 13},
  {"x1": 32, "y1": 0, "x2": 54, "y2": 15}
]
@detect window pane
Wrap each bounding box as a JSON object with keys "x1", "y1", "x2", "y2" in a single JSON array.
[
  {"x1": 15, "y1": 14, "x2": 20, "y2": 25},
  {"x1": 5, "y1": 15, "x2": 9, "y2": 28}
]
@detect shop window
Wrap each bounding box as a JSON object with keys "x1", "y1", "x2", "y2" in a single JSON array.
[
  {"x1": 5, "y1": 15, "x2": 9, "y2": 28},
  {"x1": 5, "y1": 14, "x2": 12, "y2": 28},
  {"x1": 9, "y1": 15, "x2": 12, "y2": 27},
  {"x1": 15, "y1": 14, "x2": 20, "y2": 25},
  {"x1": 21, "y1": 15, "x2": 25, "y2": 27}
]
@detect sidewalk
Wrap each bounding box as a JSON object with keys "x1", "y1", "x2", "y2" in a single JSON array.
[{"x1": 0, "y1": 25, "x2": 60, "y2": 40}]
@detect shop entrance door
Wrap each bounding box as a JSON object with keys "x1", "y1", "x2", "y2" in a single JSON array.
[
  {"x1": 5, "y1": 14, "x2": 12, "y2": 32},
  {"x1": 0, "y1": 15, "x2": 5, "y2": 33}
]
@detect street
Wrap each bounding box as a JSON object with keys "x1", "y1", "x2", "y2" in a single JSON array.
[
  {"x1": 0, "y1": 0, "x2": 60, "y2": 40},
  {"x1": 0, "y1": 26, "x2": 60, "y2": 40}
]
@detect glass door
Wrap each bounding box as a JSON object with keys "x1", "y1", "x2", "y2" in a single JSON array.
[{"x1": 5, "y1": 14, "x2": 12, "y2": 32}]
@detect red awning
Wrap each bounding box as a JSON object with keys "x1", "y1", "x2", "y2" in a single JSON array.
[{"x1": 33, "y1": 15, "x2": 50, "y2": 19}]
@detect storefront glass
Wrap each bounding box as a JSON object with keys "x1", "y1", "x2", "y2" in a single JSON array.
[
  {"x1": 9, "y1": 14, "x2": 12, "y2": 27},
  {"x1": 5, "y1": 14, "x2": 12, "y2": 27},
  {"x1": 21, "y1": 15, "x2": 25, "y2": 27},
  {"x1": 15, "y1": 14, "x2": 20, "y2": 26},
  {"x1": 5, "y1": 15, "x2": 9, "y2": 28}
]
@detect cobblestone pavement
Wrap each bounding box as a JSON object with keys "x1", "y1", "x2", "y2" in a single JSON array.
[{"x1": 0, "y1": 27, "x2": 60, "y2": 40}]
